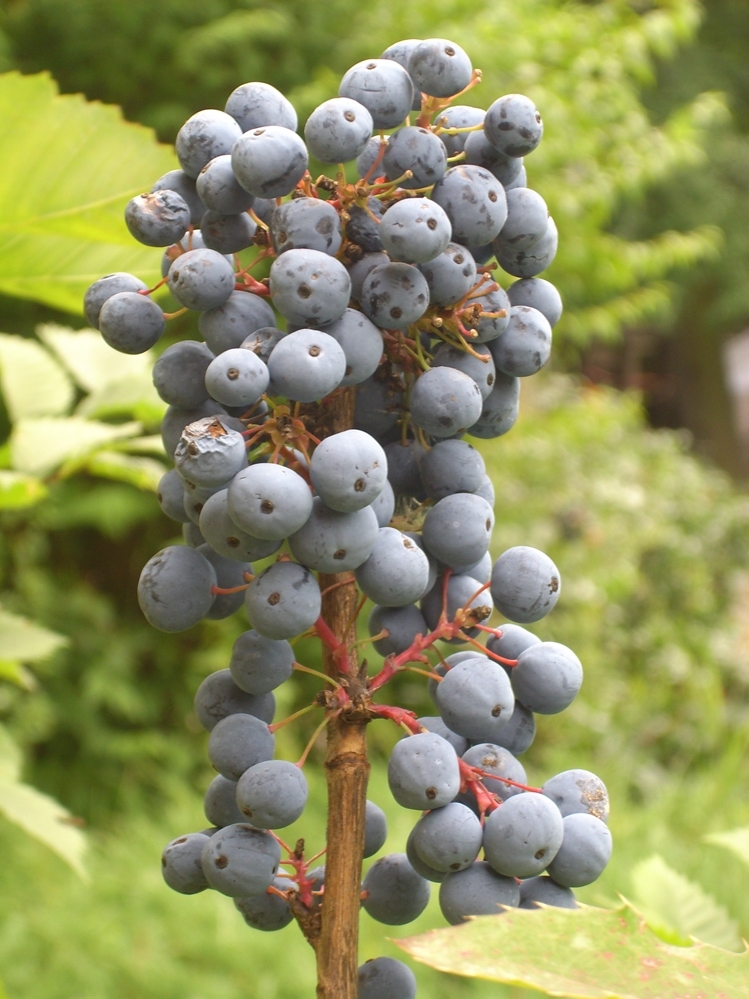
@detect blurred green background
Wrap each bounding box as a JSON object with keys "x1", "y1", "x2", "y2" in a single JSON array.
[{"x1": 0, "y1": 0, "x2": 748, "y2": 996}]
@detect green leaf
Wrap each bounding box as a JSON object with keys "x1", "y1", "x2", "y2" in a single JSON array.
[
  {"x1": 398, "y1": 903, "x2": 749, "y2": 999},
  {"x1": 10, "y1": 416, "x2": 141, "y2": 477},
  {"x1": 110, "y1": 434, "x2": 166, "y2": 455},
  {"x1": 0, "y1": 659, "x2": 36, "y2": 689},
  {"x1": 0, "y1": 779, "x2": 88, "y2": 878},
  {"x1": 705, "y1": 827, "x2": 749, "y2": 869},
  {"x1": 37, "y1": 324, "x2": 153, "y2": 393},
  {"x1": 0, "y1": 726, "x2": 87, "y2": 878},
  {"x1": 0, "y1": 332, "x2": 74, "y2": 420},
  {"x1": 0, "y1": 470, "x2": 47, "y2": 508},
  {"x1": 0, "y1": 606, "x2": 68, "y2": 663},
  {"x1": 630, "y1": 855, "x2": 743, "y2": 951},
  {"x1": 0, "y1": 72, "x2": 175, "y2": 314},
  {"x1": 75, "y1": 450, "x2": 166, "y2": 491},
  {"x1": 75, "y1": 374, "x2": 166, "y2": 425}
]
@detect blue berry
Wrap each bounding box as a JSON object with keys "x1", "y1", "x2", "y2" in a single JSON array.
[
  {"x1": 231, "y1": 126, "x2": 308, "y2": 199},
  {"x1": 176, "y1": 109, "x2": 242, "y2": 179},
  {"x1": 339, "y1": 59, "x2": 414, "y2": 130},
  {"x1": 304, "y1": 97, "x2": 373, "y2": 164}
]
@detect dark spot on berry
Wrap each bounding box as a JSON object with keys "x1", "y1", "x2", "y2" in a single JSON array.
[
  {"x1": 354, "y1": 478, "x2": 366, "y2": 492},
  {"x1": 188, "y1": 442, "x2": 199, "y2": 456},
  {"x1": 449, "y1": 862, "x2": 461, "y2": 870},
  {"x1": 333, "y1": 548, "x2": 346, "y2": 560},
  {"x1": 426, "y1": 787, "x2": 437, "y2": 800},
  {"x1": 260, "y1": 500, "x2": 274, "y2": 514},
  {"x1": 298, "y1": 284, "x2": 312, "y2": 298},
  {"x1": 268, "y1": 591, "x2": 281, "y2": 606},
  {"x1": 227, "y1": 536, "x2": 241, "y2": 548},
  {"x1": 454, "y1": 253, "x2": 464, "y2": 264},
  {"x1": 253, "y1": 128, "x2": 266, "y2": 136},
  {"x1": 438, "y1": 416, "x2": 452, "y2": 427},
  {"x1": 390, "y1": 307, "x2": 403, "y2": 319},
  {"x1": 366, "y1": 62, "x2": 377, "y2": 70},
  {"x1": 278, "y1": 230, "x2": 288, "y2": 242},
  {"x1": 345, "y1": 365, "x2": 352, "y2": 376},
  {"x1": 535, "y1": 113, "x2": 542, "y2": 124},
  {"x1": 491, "y1": 705, "x2": 501, "y2": 717},
  {"x1": 488, "y1": 190, "x2": 498, "y2": 202},
  {"x1": 550, "y1": 576, "x2": 559, "y2": 593},
  {"x1": 172, "y1": 270, "x2": 180, "y2": 281},
  {"x1": 487, "y1": 373, "x2": 494, "y2": 386},
  {"x1": 344, "y1": 110, "x2": 356, "y2": 122},
  {"x1": 241, "y1": 806, "x2": 253, "y2": 816},
  {"x1": 309, "y1": 345, "x2": 321, "y2": 357},
  {"x1": 215, "y1": 854, "x2": 229, "y2": 868},
  {"x1": 534, "y1": 849, "x2": 546, "y2": 860},
  {"x1": 175, "y1": 837, "x2": 187, "y2": 844},
  {"x1": 445, "y1": 46, "x2": 455, "y2": 56},
  {"x1": 427, "y1": 217, "x2": 437, "y2": 230},
  {"x1": 227, "y1": 367, "x2": 239, "y2": 381}
]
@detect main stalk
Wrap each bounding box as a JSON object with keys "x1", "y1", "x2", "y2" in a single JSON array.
[{"x1": 315, "y1": 387, "x2": 371, "y2": 999}]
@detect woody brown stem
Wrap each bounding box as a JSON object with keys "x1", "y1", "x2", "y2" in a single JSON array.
[{"x1": 313, "y1": 387, "x2": 371, "y2": 999}]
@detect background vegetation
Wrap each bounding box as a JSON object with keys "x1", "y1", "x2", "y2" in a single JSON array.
[{"x1": 0, "y1": 1, "x2": 747, "y2": 996}]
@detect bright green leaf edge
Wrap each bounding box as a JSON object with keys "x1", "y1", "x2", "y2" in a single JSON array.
[
  {"x1": 0, "y1": 778, "x2": 88, "y2": 879},
  {"x1": 705, "y1": 827, "x2": 749, "y2": 869},
  {"x1": 397, "y1": 902, "x2": 749, "y2": 999},
  {"x1": 0, "y1": 726, "x2": 87, "y2": 878}
]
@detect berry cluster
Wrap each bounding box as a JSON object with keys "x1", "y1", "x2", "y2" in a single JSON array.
[{"x1": 85, "y1": 36, "x2": 609, "y2": 998}]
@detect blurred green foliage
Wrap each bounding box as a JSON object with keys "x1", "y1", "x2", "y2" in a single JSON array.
[
  {"x1": 619, "y1": 0, "x2": 749, "y2": 340},
  {"x1": 0, "y1": 3, "x2": 747, "y2": 995},
  {"x1": 0, "y1": 0, "x2": 728, "y2": 349}
]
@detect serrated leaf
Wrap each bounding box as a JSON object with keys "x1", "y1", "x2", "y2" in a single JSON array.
[
  {"x1": 0, "y1": 72, "x2": 175, "y2": 314},
  {"x1": 705, "y1": 827, "x2": 749, "y2": 869},
  {"x1": 630, "y1": 855, "x2": 743, "y2": 952},
  {"x1": 10, "y1": 416, "x2": 140, "y2": 477},
  {"x1": 0, "y1": 332, "x2": 74, "y2": 420},
  {"x1": 0, "y1": 607, "x2": 68, "y2": 663},
  {"x1": 398, "y1": 903, "x2": 749, "y2": 999},
  {"x1": 0, "y1": 470, "x2": 47, "y2": 508},
  {"x1": 75, "y1": 450, "x2": 166, "y2": 491},
  {"x1": 38, "y1": 324, "x2": 153, "y2": 392}
]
